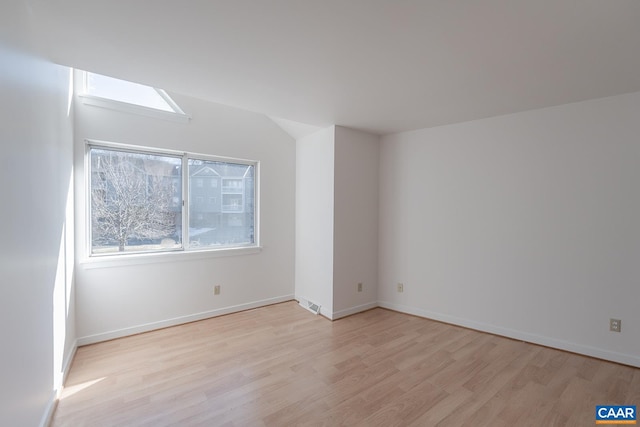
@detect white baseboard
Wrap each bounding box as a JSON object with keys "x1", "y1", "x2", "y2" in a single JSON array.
[
  {"x1": 320, "y1": 306, "x2": 333, "y2": 320},
  {"x1": 40, "y1": 340, "x2": 78, "y2": 427},
  {"x1": 38, "y1": 390, "x2": 57, "y2": 427},
  {"x1": 77, "y1": 295, "x2": 294, "y2": 346},
  {"x1": 332, "y1": 302, "x2": 378, "y2": 320},
  {"x1": 61, "y1": 340, "x2": 78, "y2": 391},
  {"x1": 378, "y1": 301, "x2": 640, "y2": 368}
]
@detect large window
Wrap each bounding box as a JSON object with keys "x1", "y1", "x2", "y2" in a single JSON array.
[{"x1": 88, "y1": 142, "x2": 257, "y2": 256}]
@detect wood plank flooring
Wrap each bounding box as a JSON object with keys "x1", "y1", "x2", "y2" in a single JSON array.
[{"x1": 52, "y1": 302, "x2": 640, "y2": 426}]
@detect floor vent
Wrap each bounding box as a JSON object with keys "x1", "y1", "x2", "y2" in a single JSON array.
[{"x1": 298, "y1": 298, "x2": 321, "y2": 315}]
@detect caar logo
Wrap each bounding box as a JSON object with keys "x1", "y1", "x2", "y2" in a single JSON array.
[{"x1": 596, "y1": 405, "x2": 637, "y2": 424}]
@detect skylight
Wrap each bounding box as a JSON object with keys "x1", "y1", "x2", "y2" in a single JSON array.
[{"x1": 83, "y1": 71, "x2": 185, "y2": 115}]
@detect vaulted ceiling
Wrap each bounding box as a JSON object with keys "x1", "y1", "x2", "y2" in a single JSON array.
[{"x1": 27, "y1": 0, "x2": 640, "y2": 135}]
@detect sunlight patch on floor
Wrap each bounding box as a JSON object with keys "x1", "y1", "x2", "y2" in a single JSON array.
[{"x1": 60, "y1": 377, "x2": 106, "y2": 400}]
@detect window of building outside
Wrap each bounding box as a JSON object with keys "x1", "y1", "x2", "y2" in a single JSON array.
[{"x1": 88, "y1": 143, "x2": 256, "y2": 256}]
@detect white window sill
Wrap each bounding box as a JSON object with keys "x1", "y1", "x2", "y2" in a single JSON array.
[
  {"x1": 79, "y1": 94, "x2": 191, "y2": 123},
  {"x1": 79, "y1": 246, "x2": 262, "y2": 269}
]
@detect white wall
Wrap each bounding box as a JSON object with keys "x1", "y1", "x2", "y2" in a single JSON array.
[
  {"x1": 295, "y1": 126, "x2": 379, "y2": 319},
  {"x1": 74, "y1": 87, "x2": 296, "y2": 343},
  {"x1": 379, "y1": 92, "x2": 640, "y2": 366},
  {"x1": 295, "y1": 126, "x2": 335, "y2": 317},
  {"x1": 333, "y1": 126, "x2": 379, "y2": 317},
  {"x1": 0, "y1": 1, "x2": 76, "y2": 425}
]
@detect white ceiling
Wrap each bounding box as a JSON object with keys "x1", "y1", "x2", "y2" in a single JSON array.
[{"x1": 27, "y1": 0, "x2": 640, "y2": 135}]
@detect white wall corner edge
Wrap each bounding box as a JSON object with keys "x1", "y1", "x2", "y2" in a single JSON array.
[
  {"x1": 320, "y1": 306, "x2": 333, "y2": 320},
  {"x1": 39, "y1": 339, "x2": 78, "y2": 427},
  {"x1": 61, "y1": 340, "x2": 78, "y2": 392},
  {"x1": 38, "y1": 390, "x2": 57, "y2": 427},
  {"x1": 77, "y1": 295, "x2": 295, "y2": 346},
  {"x1": 377, "y1": 301, "x2": 640, "y2": 369},
  {"x1": 332, "y1": 302, "x2": 379, "y2": 320}
]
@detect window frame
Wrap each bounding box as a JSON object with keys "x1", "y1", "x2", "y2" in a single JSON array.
[{"x1": 84, "y1": 139, "x2": 260, "y2": 265}]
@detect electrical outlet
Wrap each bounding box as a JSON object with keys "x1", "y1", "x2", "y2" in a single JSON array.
[
  {"x1": 397, "y1": 283, "x2": 404, "y2": 293},
  {"x1": 610, "y1": 318, "x2": 621, "y2": 333},
  {"x1": 357, "y1": 282, "x2": 363, "y2": 292},
  {"x1": 214, "y1": 285, "x2": 221, "y2": 295}
]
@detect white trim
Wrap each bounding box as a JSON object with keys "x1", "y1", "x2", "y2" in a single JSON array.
[
  {"x1": 156, "y1": 89, "x2": 186, "y2": 116},
  {"x1": 377, "y1": 300, "x2": 640, "y2": 368},
  {"x1": 332, "y1": 302, "x2": 378, "y2": 320},
  {"x1": 85, "y1": 139, "x2": 258, "y2": 167},
  {"x1": 320, "y1": 306, "x2": 334, "y2": 320},
  {"x1": 86, "y1": 139, "x2": 185, "y2": 157},
  {"x1": 60, "y1": 340, "x2": 78, "y2": 393},
  {"x1": 186, "y1": 152, "x2": 257, "y2": 167},
  {"x1": 84, "y1": 141, "x2": 91, "y2": 256},
  {"x1": 77, "y1": 295, "x2": 294, "y2": 346},
  {"x1": 41, "y1": 341, "x2": 78, "y2": 427},
  {"x1": 79, "y1": 94, "x2": 190, "y2": 123},
  {"x1": 253, "y1": 161, "x2": 261, "y2": 248},
  {"x1": 80, "y1": 245, "x2": 262, "y2": 269},
  {"x1": 38, "y1": 390, "x2": 57, "y2": 427}
]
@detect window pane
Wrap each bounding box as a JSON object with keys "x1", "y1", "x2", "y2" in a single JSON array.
[
  {"x1": 90, "y1": 148, "x2": 182, "y2": 254},
  {"x1": 188, "y1": 159, "x2": 255, "y2": 248}
]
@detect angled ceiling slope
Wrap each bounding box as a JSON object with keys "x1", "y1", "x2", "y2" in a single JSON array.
[
  {"x1": 26, "y1": 0, "x2": 640, "y2": 135},
  {"x1": 268, "y1": 116, "x2": 322, "y2": 140}
]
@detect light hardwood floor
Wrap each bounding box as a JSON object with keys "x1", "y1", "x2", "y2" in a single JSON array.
[{"x1": 52, "y1": 302, "x2": 640, "y2": 426}]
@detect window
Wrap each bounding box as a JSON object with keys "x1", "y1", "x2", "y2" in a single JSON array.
[
  {"x1": 88, "y1": 142, "x2": 257, "y2": 256},
  {"x1": 80, "y1": 71, "x2": 189, "y2": 123},
  {"x1": 89, "y1": 148, "x2": 182, "y2": 254},
  {"x1": 188, "y1": 159, "x2": 254, "y2": 248}
]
